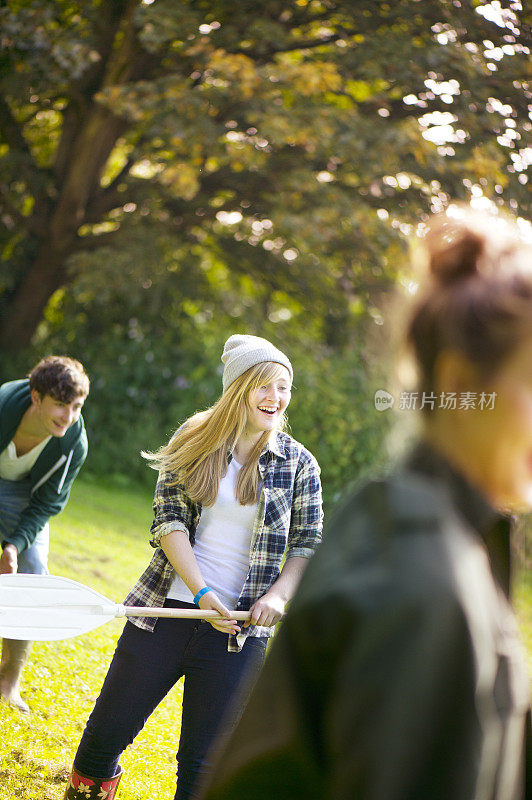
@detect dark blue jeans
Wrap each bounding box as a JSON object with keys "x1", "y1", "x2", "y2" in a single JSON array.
[{"x1": 73, "y1": 601, "x2": 267, "y2": 800}]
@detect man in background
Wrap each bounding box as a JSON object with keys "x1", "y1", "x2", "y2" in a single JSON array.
[{"x1": 0, "y1": 356, "x2": 89, "y2": 712}]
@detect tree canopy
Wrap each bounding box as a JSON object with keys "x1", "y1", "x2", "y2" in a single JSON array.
[
  {"x1": 0, "y1": 0, "x2": 530, "y2": 350},
  {"x1": 0, "y1": 0, "x2": 530, "y2": 500}
]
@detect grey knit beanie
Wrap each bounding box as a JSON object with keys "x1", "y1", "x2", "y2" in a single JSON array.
[{"x1": 221, "y1": 334, "x2": 293, "y2": 392}]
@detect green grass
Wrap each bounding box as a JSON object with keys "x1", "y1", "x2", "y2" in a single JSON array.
[
  {"x1": 515, "y1": 568, "x2": 532, "y2": 683},
  {"x1": 0, "y1": 476, "x2": 531, "y2": 799},
  {"x1": 0, "y1": 476, "x2": 183, "y2": 800}
]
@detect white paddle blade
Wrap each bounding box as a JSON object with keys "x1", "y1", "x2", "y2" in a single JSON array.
[{"x1": 0, "y1": 574, "x2": 120, "y2": 641}]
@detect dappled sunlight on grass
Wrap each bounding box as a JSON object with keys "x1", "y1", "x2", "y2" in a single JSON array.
[
  {"x1": 0, "y1": 476, "x2": 179, "y2": 799},
  {"x1": 515, "y1": 568, "x2": 532, "y2": 685}
]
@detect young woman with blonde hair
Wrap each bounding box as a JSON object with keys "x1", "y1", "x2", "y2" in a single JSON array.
[{"x1": 64, "y1": 334, "x2": 323, "y2": 800}]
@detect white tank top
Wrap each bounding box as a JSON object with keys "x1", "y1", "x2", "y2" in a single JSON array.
[
  {"x1": 0, "y1": 437, "x2": 51, "y2": 481},
  {"x1": 167, "y1": 458, "x2": 258, "y2": 609}
]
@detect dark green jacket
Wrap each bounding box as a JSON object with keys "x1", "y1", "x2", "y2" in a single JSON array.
[
  {"x1": 0, "y1": 379, "x2": 88, "y2": 553},
  {"x1": 201, "y1": 443, "x2": 531, "y2": 800}
]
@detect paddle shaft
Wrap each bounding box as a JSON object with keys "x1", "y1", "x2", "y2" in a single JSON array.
[
  {"x1": 122, "y1": 606, "x2": 251, "y2": 621},
  {"x1": 0, "y1": 574, "x2": 255, "y2": 640}
]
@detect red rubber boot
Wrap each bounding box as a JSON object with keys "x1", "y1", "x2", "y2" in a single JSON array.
[{"x1": 63, "y1": 766, "x2": 123, "y2": 799}]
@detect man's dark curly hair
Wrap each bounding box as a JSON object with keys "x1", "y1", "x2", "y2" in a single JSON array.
[{"x1": 29, "y1": 356, "x2": 89, "y2": 403}]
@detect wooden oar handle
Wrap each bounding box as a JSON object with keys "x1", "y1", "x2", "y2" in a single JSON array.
[{"x1": 121, "y1": 606, "x2": 251, "y2": 621}]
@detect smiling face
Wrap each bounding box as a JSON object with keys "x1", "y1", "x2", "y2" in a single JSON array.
[
  {"x1": 244, "y1": 366, "x2": 292, "y2": 439},
  {"x1": 31, "y1": 391, "x2": 86, "y2": 439}
]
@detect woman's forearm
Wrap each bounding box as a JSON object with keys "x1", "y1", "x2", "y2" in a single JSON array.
[
  {"x1": 159, "y1": 529, "x2": 238, "y2": 631},
  {"x1": 159, "y1": 529, "x2": 206, "y2": 596},
  {"x1": 268, "y1": 555, "x2": 309, "y2": 604},
  {"x1": 247, "y1": 556, "x2": 309, "y2": 627}
]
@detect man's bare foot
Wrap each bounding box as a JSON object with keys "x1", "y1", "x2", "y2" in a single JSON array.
[{"x1": 0, "y1": 675, "x2": 30, "y2": 713}]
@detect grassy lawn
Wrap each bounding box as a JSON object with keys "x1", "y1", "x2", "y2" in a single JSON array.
[
  {"x1": 0, "y1": 475, "x2": 531, "y2": 800},
  {"x1": 0, "y1": 475, "x2": 182, "y2": 800},
  {"x1": 515, "y1": 568, "x2": 532, "y2": 683}
]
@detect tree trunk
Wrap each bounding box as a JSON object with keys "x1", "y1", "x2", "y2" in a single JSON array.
[
  {"x1": 0, "y1": 104, "x2": 129, "y2": 352},
  {"x1": 0, "y1": 4, "x2": 151, "y2": 353},
  {"x1": 0, "y1": 243, "x2": 67, "y2": 350}
]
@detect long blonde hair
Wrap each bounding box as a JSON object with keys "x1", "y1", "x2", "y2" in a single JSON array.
[{"x1": 144, "y1": 361, "x2": 290, "y2": 506}]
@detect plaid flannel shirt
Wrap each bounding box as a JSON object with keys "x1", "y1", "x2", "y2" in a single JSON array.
[{"x1": 124, "y1": 431, "x2": 323, "y2": 652}]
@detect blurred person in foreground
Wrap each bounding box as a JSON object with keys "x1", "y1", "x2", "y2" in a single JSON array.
[
  {"x1": 200, "y1": 207, "x2": 532, "y2": 800},
  {"x1": 0, "y1": 356, "x2": 89, "y2": 712}
]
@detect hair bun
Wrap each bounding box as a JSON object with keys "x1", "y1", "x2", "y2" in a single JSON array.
[{"x1": 424, "y1": 216, "x2": 485, "y2": 286}]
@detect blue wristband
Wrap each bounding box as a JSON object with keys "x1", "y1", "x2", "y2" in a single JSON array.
[{"x1": 193, "y1": 586, "x2": 212, "y2": 606}]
